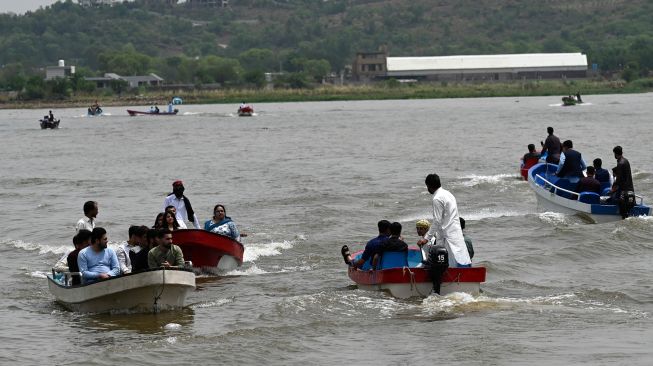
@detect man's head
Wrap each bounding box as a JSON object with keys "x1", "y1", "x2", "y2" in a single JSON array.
[
  {"x1": 586, "y1": 166, "x2": 596, "y2": 177},
  {"x1": 377, "y1": 220, "x2": 391, "y2": 235},
  {"x1": 613, "y1": 145, "x2": 623, "y2": 159},
  {"x1": 562, "y1": 140, "x2": 573, "y2": 151},
  {"x1": 83, "y1": 201, "x2": 98, "y2": 219},
  {"x1": 172, "y1": 180, "x2": 185, "y2": 197},
  {"x1": 91, "y1": 227, "x2": 108, "y2": 250},
  {"x1": 73, "y1": 229, "x2": 92, "y2": 249},
  {"x1": 156, "y1": 228, "x2": 173, "y2": 249},
  {"x1": 128, "y1": 225, "x2": 148, "y2": 244},
  {"x1": 415, "y1": 219, "x2": 430, "y2": 237},
  {"x1": 547, "y1": 127, "x2": 554, "y2": 135},
  {"x1": 389, "y1": 222, "x2": 402, "y2": 237},
  {"x1": 527, "y1": 144, "x2": 536, "y2": 153},
  {"x1": 425, "y1": 173, "x2": 441, "y2": 194},
  {"x1": 593, "y1": 158, "x2": 602, "y2": 169},
  {"x1": 146, "y1": 228, "x2": 158, "y2": 248},
  {"x1": 165, "y1": 205, "x2": 176, "y2": 216}
]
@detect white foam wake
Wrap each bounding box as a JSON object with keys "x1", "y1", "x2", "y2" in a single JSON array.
[
  {"x1": 4, "y1": 239, "x2": 70, "y2": 255},
  {"x1": 243, "y1": 240, "x2": 294, "y2": 262},
  {"x1": 457, "y1": 173, "x2": 517, "y2": 187}
]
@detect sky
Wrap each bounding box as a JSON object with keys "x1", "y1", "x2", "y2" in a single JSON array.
[{"x1": 0, "y1": 0, "x2": 60, "y2": 14}]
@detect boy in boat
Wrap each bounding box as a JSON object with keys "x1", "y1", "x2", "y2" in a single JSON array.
[
  {"x1": 76, "y1": 201, "x2": 98, "y2": 233},
  {"x1": 593, "y1": 158, "x2": 612, "y2": 187},
  {"x1": 556, "y1": 140, "x2": 587, "y2": 184},
  {"x1": 116, "y1": 225, "x2": 147, "y2": 274},
  {"x1": 575, "y1": 166, "x2": 601, "y2": 194},
  {"x1": 381, "y1": 222, "x2": 408, "y2": 252},
  {"x1": 66, "y1": 230, "x2": 92, "y2": 285}
]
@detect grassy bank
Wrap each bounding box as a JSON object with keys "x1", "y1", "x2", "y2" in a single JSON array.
[{"x1": 1, "y1": 79, "x2": 652, "y2": 110}]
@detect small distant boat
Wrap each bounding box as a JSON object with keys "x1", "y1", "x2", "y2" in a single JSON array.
[
  {"x1": 237, "y1": 105, "x2": 254, "y2": 117},
  {"x1": 47, "y1": 268, "x2": 196, "y2": 313},
  {"x1": 172, "y1": 229, "x2": 244, "y2": 272},
  {"x1": 40, "y1": 118, "x2": 60, "y2": 129},
  {"x1": 127, "y1": 109, "x2": 178, "y2": 116},
  {"x1": 345, "y1": 248, "x2": 486, "y2": 298},
  {"x1": 87, "y1": 106, "x2": 103, "y2": 116},
  {"x1": 528, "y1": 162, "x2": 652, "y2": 223},
  {"x1": 561, "y1": 95, "x2": 583, "y2": 106}
]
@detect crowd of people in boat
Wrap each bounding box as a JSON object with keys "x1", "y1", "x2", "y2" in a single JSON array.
[
  {"x1": 342, "y1": 173, "x2": 475, "y2": 271},
  {"x1": 53, "y1": 180, "x2": 243, "y2": 285},
  {"x1": 523, "y1": 126, "x2": 636, "y2": 218}
]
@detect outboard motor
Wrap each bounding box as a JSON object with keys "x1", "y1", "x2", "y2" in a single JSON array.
[
  {"x1": 619, "y1": 191, "x2": 636, "y2": 219},
  {"x1": 426, "y1": 245, "x2": 449, "y2": 294}
]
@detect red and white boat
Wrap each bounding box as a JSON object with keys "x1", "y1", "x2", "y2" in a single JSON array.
[
  {"x1": 237, "y1": 105, "x2": 254, "y2": 116},
  {"x1": 172, "y1": 229, "x2": 244, "y2": 272},
  {"x1": 346, "y1": 248, "x2": 486, "y2": 298},
  {"x1": 127, "y1": 109, "x2": 178, "y2": 116}
]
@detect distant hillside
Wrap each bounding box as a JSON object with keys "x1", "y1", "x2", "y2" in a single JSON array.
[{"x1": 1, "y1": 0, "x2": 652, "y2": 84}]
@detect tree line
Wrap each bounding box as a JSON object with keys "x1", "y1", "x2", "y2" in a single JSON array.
[{"x1": 1, "y1": 0, "x2": 652, "y2": 98}]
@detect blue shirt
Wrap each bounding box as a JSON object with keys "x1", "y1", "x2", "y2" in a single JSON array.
[
  {"x1": 595, "y1": 167, "x2": 610, "y2": 184},
  {"x1": 78, "y1": 246, "x2": 120, "y2": 283},
  {"x1": 360, "y1": 234, "x2": 389, "y2": 262}
]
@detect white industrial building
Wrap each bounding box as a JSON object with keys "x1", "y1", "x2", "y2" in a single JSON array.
[
  {"x1": 385, "y1": 53, "x2": 588, "y2": 81},
  {"x1": 352, "y1": 52, "x2": 589, "y2": 81}
]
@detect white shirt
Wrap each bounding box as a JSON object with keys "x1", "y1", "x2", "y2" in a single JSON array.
[
  {"x1": 53, "y1": 250, "x2": 71, "y2": 272},
  {"x1": 163, "y1": 194, "x2": 201, "y2": 229},
  {"x1": 75, "y1": 216, "x2": 95, "y2": 233},
  {"x1": 116, "y1": 241, "x2": 137, "y2": 274},
  {"x1": 425, "y1": 187, "x2": 472, "y2": 267}
]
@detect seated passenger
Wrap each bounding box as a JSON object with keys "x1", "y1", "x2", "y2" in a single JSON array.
[
  {"x1": 576, "y1": 166, "x2": 601, "y2": 194},
  {"x1": 163, "y1": 211, "x2": 180, "y2": 232},
  {"x1": 165, "y1": 205, "x2": 186, "y2": 229},
  {"x1": 593, "y1": 158, "x2": 612, "y2": 186},
  {"x1": 342, "y1": 220, "x2": 390, "y2": 268},
  {"x1": 131, "y1": 227, "x2": 155, "y2": 273},
  {"x1": 53, "y1": 235, "x2": 76, "y2": 273},
  {"x1": 66, "y1": 229, "x2": 92, "y2": 285},
  {"x1": 153, "y1": 212, "x2": 165, "y2": 229},
  {"x1": 148, "y1": 228, "x2": 185, "y2": 269},
  {"x1": 204, "y1": 204, "x2": 240, "y2": 241},
  {"x1": 116, "y1": 225, "x2": 147, "y2": 274},
  {"x1": 381, "y1": 222, "x2": 408, "y2": 252},
  {"x1": 556, "y1": 140, "x2": 587, "y2": 184},
  {"x1": 78, "y1": 227, "x2": 120, "y2": 283},
  {"x1": 459, "y1": 217, "x2": 474, "y2": 259}
]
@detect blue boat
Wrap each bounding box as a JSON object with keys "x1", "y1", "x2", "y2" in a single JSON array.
[{"x1": 528, "y1": 163, "x2": 651, "y2": 223}]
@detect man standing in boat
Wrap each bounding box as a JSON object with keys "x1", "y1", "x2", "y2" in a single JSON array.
[
  {"x1": 540, "y1": 127, "x2": 562, "y2": 164},
  {"x1": 76, "y1": 201, "x2": 98, "y2": 233},
  {"x1": 417, "y1": 174, "x2": 471, "y2": 268},
  {"x1": 78, "y1": 227, "x2": 120, "y2": 283},
  {"x1": 610, "y1": 146, "x2": 635, "y2": 219},
  {"x1": 163, "y1": 180, "x2": 201, "y2": 229}
]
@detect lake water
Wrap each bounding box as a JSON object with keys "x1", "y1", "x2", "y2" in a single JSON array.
[{"x1": 1, "y1": 94, "x2": 652, "y2": 365}]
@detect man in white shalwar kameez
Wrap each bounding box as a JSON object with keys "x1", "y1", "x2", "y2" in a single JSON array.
[{"x1": 417, "y1": 174, "x2": 472, "y2": 268}]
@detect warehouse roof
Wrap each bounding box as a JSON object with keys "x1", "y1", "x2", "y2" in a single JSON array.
[{"x1": 386, "y1": 53, "x2": 587, "y2": 74}]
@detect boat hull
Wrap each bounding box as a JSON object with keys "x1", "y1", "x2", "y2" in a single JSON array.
[
  {"x1": 47, "y1": 269, "x2": 195, "y2": 313},
  {"x1": 238, "y1": 106, "x2": 254, "y2": 116},
  {"x1": 127, "y1": 109, "x2": 178, "y2": 116},
  {"x1": 528, "y1": 163, "x2": 651, "y2": 223},
  {"x1": 40, "y1": 119, "x2": 60, "y2": 129},
  {"x1": 349, "y1": 266, "x2": 486, "y2": 298},
  {"x1": 172, "y1": 229, "x2": 244, "y2": 272}
]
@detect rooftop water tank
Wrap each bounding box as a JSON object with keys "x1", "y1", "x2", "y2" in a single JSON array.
[{"x1": 58, "y1": 60, "x2": 65, "y2": 67}]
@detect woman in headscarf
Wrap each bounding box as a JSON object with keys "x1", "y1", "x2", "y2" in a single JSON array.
[{"x1": 204, "y1": 204, "x2": 240, "y2": 241}]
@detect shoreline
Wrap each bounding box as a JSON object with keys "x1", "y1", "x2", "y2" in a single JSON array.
[{"x1": 1, "y1": 79, "x2": 651, "y2": 110}]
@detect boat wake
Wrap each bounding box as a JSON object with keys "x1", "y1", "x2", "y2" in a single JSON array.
[
  {"x1": 243, "y1": 240, "x2": 294, "y2": 262},
  {"x1": 4, "y1": 239, "x2": 70, "y2": 255}
]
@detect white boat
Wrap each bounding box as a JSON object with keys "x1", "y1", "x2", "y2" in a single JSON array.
[
  {"x1": 528, "y1": 163, "x2": 651, "y2": 223},
  {"x1": 47, "y1": 268, "x2": 196, "y2": 313}
]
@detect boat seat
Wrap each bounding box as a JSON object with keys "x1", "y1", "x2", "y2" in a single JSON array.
[
  {"x1": 578, "y1": 192, "x2": 601, "y2": 204},
  {"x1": 378, "y1": 251, "x2": 409, "y2": 269},
  {"x1": 600, "y1": 181, "x2": 612, "y2": 192},
  {"x1": 601, "y1": 187, "x2": 612, "y2": 196}
]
